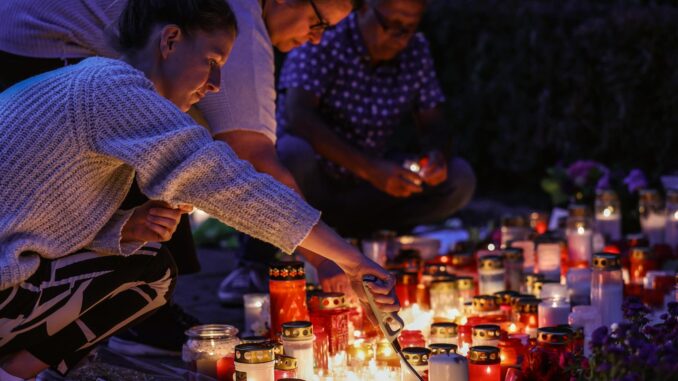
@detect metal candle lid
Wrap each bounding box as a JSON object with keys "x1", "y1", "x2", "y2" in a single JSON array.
[
  {"x1": 281, "y1": 321, "x2": 313, "y2": 341},
  {"x1": 478, "y1": 255, "x2": 504, "y2": 270},
  {"x1": 524, "y1": 273, "x2": 545, "y2": 290},
  {"x1": 503, "y1": 247, "x2": 524, "y2": 262},
  {"x1": 456, "y1": 276, "x2": 474, "y2": 291},
  {"x1": 430, "y1": 322, "x2": 458, "y2": 338},
  {"x1": 235, "y1": 343, "x2": 274, "y2": 364},
  {"x1": 537, "y1": 327, "x2": 571, "y2": 345},
  {"x1": 473, "y1": 295, "x2": 499, "y2": 312},
  {"x1": 429, "y1": 343, "x2": 458, "y2": 356},
  {"x1": 402, "y1": 347, "x2": 431, "y2": 366},
  {"x1": 472, "y1": 324, "x2": 501, "y2": 340},
  {"x1": 468, "y1": 346, "x2": 500, "y2": 364},
  {"x1": 269, "y1": 261, "x2": 305, "y2": 281},
  {"x1": 315, "y1": 292, "x2": 347, "y2": 310},
  {"x1": 275, "y1": 354, "x2": 298, "y2": 370},
  {"x1": 592, "y1": 253, "x2": 621, "y2": 270},
  {"x1": 517, "y1": 298, "x2": 540, "y2": 314},
  {"x1": 494, "y1": 290, "x2": 520, "y2": 305},
  {"x1": 511, "y1": 294, "x2": 537, "y2": 307}
]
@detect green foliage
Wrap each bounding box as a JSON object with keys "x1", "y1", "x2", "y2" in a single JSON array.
[
  {"x1": 420, "y1": 0, "x2": 677, "y2": 199},
  {"x1": 192, "y1": 218, "x2": 240, "y2": 249}
]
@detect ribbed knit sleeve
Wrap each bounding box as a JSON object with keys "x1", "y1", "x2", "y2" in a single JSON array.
[{"x1": 81, "y1": 61, "x2": 320, "y2": 253}]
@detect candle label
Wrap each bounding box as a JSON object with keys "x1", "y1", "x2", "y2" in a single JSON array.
[{"x1": 235, "y1": 370, "x2": 247, "y2": 380}]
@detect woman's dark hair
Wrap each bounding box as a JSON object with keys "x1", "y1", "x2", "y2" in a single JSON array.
[{"x1": 118, "y1": 0, "x2": 238, "y2": 54}]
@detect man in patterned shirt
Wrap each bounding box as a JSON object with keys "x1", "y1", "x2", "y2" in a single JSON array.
[{"x1": 277, "y1": 0, "x2": 476, "y2": 236}]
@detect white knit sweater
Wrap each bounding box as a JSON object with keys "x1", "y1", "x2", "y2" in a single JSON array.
[{"x1": 0, "y1": 57, "x2": 321, "y2": 291}]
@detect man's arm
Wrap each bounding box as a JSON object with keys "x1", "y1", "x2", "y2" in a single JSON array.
[{"x1": 285, "y1": 88, "x2": 422, "y2": 197}]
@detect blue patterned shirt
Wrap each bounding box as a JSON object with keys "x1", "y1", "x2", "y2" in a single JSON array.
[{"x1": 277, "y1": 12, "x2": 446, "y2": 179}]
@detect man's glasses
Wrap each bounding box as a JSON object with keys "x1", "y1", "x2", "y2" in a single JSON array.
[
  {"x1": 309, "y1": 0, "x2": 332, "y2": 32},
  {"x1": 372, "y1": 7, "x2": 417, "y2": 38}
]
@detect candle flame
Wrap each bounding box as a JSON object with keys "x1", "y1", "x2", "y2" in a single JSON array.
[
  {"x1": 486, "y1": 366, "x2": 492, "y2": 374},
  {"x1": 488, "y1": 243, "x2": 496, "y2": 251},
  {"x1": 603, "y1": 207, "x2": 613, "y2": 217},
  {"x1": 508, "y1": 323, "x2": 517, "y2": 333},
  {"x1": 673, "y1": 211, "x2": 678, "y2": 220},
  {"x1": 577, "y1": 226, "x2": 586, "y2": 234}
]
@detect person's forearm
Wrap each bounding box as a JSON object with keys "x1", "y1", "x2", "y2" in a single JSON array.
[{"x1": 298, "y1": 221, "x2": 364, "y2": 274}]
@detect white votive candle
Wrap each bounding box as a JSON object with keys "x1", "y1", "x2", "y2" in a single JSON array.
[{"x1": 429, "y1": 353, "x2": 469, "y2": 381}]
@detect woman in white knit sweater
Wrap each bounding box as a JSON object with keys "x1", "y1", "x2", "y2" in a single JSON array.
[{"x1": 0, "y1": 0, "x2": 396, "y2": 379}]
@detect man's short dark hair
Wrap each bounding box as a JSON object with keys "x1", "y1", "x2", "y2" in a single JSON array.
[{"x1": 118, "y1": 0, "x2": 238, "y2": 54}]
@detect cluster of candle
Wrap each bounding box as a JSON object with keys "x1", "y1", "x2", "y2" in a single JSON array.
[{"x1": 182, "y1": 188, "x2": 678, "y2": 381}]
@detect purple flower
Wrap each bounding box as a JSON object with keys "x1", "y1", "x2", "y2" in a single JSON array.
[
  {"x1": 596, "y1": 172, "x2": 610, "y2": 190},
  {"x1": 567, "y1": 160, "x2": 608, "y2": 187},
  {"x1": 623, "y1": 169, "x2": 648, "y2": 193}
]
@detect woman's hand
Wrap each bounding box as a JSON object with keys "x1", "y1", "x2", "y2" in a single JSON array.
[{"x1": 121, "y1": 201, "x2": 193, "y2": 243}]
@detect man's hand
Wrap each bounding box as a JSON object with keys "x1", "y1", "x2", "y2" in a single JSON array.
[
  {"x1": 121, "y1": 201, "x2": 193, "y2": 243},
  {"x1": 367, "y1": 159, "x2": 423, "y2": 198},
  {"x1": 421, "y1": 151, "x2": 448, "y2": 186}
]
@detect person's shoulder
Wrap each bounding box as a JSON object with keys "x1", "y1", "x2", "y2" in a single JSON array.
[
  {"x1": 403, "y1": 33, "x2": 433, "y2": 59},
  {"x1": 78, "y1": 57, "x2": 154, "y2": 90}
]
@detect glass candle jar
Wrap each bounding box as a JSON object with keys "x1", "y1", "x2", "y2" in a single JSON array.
[
  {"x1": 269, "y1": 262, "x2": 309, "y2": 339},
  {"x1": 509, "y1": 294, "x2": 535, "y2": 322},
  {"x1": 234, "y1": 343, "x2": 275, "y2": 381},
  {"x1": 523, "y1": 273, "x2": 545, "y2": 296},
  {"x1": 468, "y1": 346, "x2": 501, "y2": 381},
  {"x1": 472, "y1": 324, "x2": 501, "y2": 347},
  {"x1": 449, "y1": 252, "x2": 476, "y2": 278},
  {"x1": 516, "y1": 298, "x2": 540, "y2": 338},
  {"x1": 494, "y1": 290, "x2": 519, "y2": 319},
  {"x1": 428, "y1": 353, "x2": 468, "y2": 381},
  {"x1": 510, "y1": 241, "x2": 535, "y2": 272},
  {"x1": 362, "y1": 238, "x2": 388, "y2": 267},
  {"x1": 243, "y1": 293, "x2": 270, "y2": 336},
  {"x1": 643, "y1": 270, "x2": 675, "y2": 309},
  {"x1": 430, "y1": 278, "x2": 457, "y2": 316},
  {"x1": 535, "y1": 240, "x2": 562, "y2": 282},
  {"x1": 182, "y1": 324, "x2": 240, "y2": 381},
  {"x1": 274, "y1": 355, "x2": 297, "y2": 380},
  {"x1": 630, "y1": 247, "x2": 658, "y2": 290},
  {"x1": 591, "y1": 253, "x2": 624, "y2": 327},
  {"x1": 280, "y1": 321, "x2": 314, "y2": 381},
  {"x1": 402, "y1": 347, "x2": 431, "y2": 381},
  {"x1": 456, "y1": 276, "x2": 475, "y2": 306},
  {"x1": 639, "y1": 189, "x2": 667, "y2": 246},
  {"x1": 396, "y1": 271, "x2": 419, "y2": 308},
  {"x1": 472, "y1": 295, "x2": 502, "y2": 318},
  {"x1": 313, "y1": 325, "x2": 329, "y2": 372},
  {"x1": 526, "y1": 328, "x2": 572, "y2": 381},
  {"x1": 501, "y1": 215, "x2": 530, "y2": 249},
  {"x1": 429, "y1": 343, "x2": 458, "y2": 356},
  {"x1": 567, "y1": 305, "x2": 601, "y2": 357},
  {"x1": 503, "y1": 248, "x2": 524, "y2": 292},
  {"x1": 309, "y1": 292, "x2": 349, "y2": 356},
  {"x1": 478, "y1": 255, "x2": 506, "y2": 295},
  {"x1": 240, "y1": 336, "x2": 269, "y2": 345},
  {"x1": 399, "y1": 330, "x2": 426, "y2": 348},
  {"x1": 430, "y1": 322, "x2": 458, "y2": 345},
  {"x1": 667, "y1": 190, "x2": 678, "y2": 250},
  {"x1": 538, "y1": 284, "x2": 570, "y2": 328},
  {"x1": 532, "y1": 280, "x2": 559, "y2": 299},
  {"x1": 498, "y1": 336, "x2": 524, "y2": 369},
  {"x1": 566, "y1": 217, "x2": 594, "y2": 269},
  {"x1": 347, "y1": 340, "x2": 375, "y2": 368},
  {"x1": 595, "y1": 189, "x2": 622, "y2": 242},
  {"x1": 566, "y1": 268, "x2": 591, "y2": 306}
]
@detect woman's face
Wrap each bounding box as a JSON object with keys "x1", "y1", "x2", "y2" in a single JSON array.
[{"x1": 157, "y1": 27, "x2": 235, "y2": 112}]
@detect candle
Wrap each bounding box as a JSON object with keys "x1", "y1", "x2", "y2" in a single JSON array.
[
  {"x1": 234, "y1": 343, "x2": 275, "y2": 381},
  {"x1": 666, "y1": 190, "x2": 678, "y2": 250},
  {"x1": 269, "y1": 262, "x2": 309, "y2": 338},
  {"x1": 361, "y1": 238, "x2": 388, "y2": 267},
  {"x1": 478, "y1": 255, "x2": 506, "y2": 295},
  {"x1": 591, "y1": 253, "x2": 624, "y2": 327},
  {"x1": 402, "y1": 347, "x2": 431, "y2": 381},
  {"x1": 538, "y1": 284, "x2": 570, "y2": 328},
  {"x1": 472, "y1": 295, "x2": 503, "y2": 318},
  {"x1": 501, "y1": 215, "x2": 530, "y2": 249},
  {"x1": 472, "y1": 324, "x2": 501, "y2": 347},
  {"x1": 376, "y1": 338, "x2": 400, "y2": 367},
  {"x1": 456, "y1": 277, "x2": 475, "y2": 308},
  {"x1": 274, "y1": 355, "x2": 297, "y2": 380},
  {"x1": 595, "y1": 189, "x2": 622, "y2": 242},
  {"x1": 568, "y1": 305, "x2": 601, "y2": 357},
  {"x1": 244, "y1": 293, "x2": 270, "y2": 336},
  {"x1": 429, "y1": 343, "x2": 458, "y2": 356},
  {"x1": 535, "y1": 241, "x2": 561, "y2": 282},
  {"x1": 182, "y1": 324, "x2": 240, "y2": 381},
  {"x1": 398, "y1": 330, "x2": 426, "y2": 348},
  {"x1": 516, "y1": 298, "x2": 540, "y2": 338},
  {"x1": 468, "y1": 346, "x2": 501, "y2": 381},
  {"x1": 309, "y1": 292, "x2": 349, "y2": 356},
  {"x1": 566, "y1": 268, "x2": 591, "y2": 306},
  {"x1": 429, "y1": 322, "x2": 458, "y2": 346},
  {"x1": 429, "y1": 279, "x2": 457, "y2": 317},
  {"x1": 566, "y1": 218, "x2": 593, "y2": 268},
  {"x1": 522, "y1": 273, "x2": 544, "y2": 297},
  {"x1": 281, "y1": 321, "x2": 314, "y2": 381},
  {"x1": 510, "y1": 240, "x2": 535, "y2": 271},
  {"x1": 526, "y1": 328, "x2": 572, "y2": 380},
  {"x1": 503, "y1": 248, "x2": 524, "y2": 292},
  {"x1": 396, "y1": 272, "x2": 419, "y2": 308},
  {"x1": 428, "y1": 353, "x2": 468, "y2": 381},
  {"x1": 639, "y1": 189, "x2": 666, "y2": 246},
  {"x1": 347, "y1": 340, "x2": 375, "y2": 368}
]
